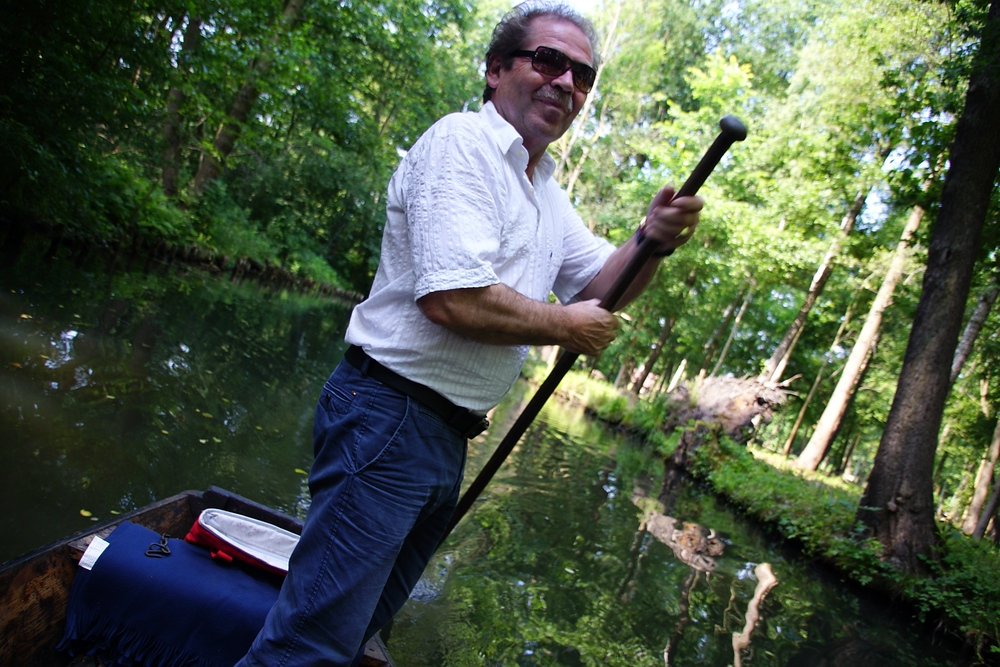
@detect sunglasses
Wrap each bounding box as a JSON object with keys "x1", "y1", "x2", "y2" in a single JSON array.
[{"x1": 508, "y1": 46, "x2": 597, "y2": 94}]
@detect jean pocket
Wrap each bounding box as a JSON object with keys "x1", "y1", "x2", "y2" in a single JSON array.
[
  {"x1": 351, "y1": 390, "x2": 410, "y2": 472},
  {"x1": 319, "y1": 381, "x2": 356, "y2": 416}
]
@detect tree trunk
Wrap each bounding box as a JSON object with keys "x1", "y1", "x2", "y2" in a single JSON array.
[
  {"x1": 614, "y1": 360, "x2": 635, "y2": 390},
  {"x1": 797, "y1": 205, "x2": 924, "y2": 471},
  {"x1": 783, "y1": 302, "x2": 856, "y2": 456},
  {"x1": 858, "y1": 0, "x2": 1000, "y2": 572},
  {"x1": 973, "y1": 478, "x2": 1000, "y2": 541},
  {"x1": 950, "y1": 276, "x2": 999, "y2": 383},
  {"x1": 933, "y1": 430, "x2": 950, "y2": 501},
  {"x1": 962, "y1": 417, "x2": 1000, "y2": 534},
  {"x1": 163, "y1": 15, "x2": 202, "y2": 198},
  {"x1": 192, "y1": 0, "x2": 306, "y2": 195},
  {"x1": 760, "y1": 191, "x2": 865, "y2": 383},
  {"x1": 699, "y1": 300, "x2": 737, "y2": 374},
  {"x1": 783, "y1": 367, "x2": 823, "y2": 456},
  {"x1": 555, "y1": 1, "x2": 621, "y2": 196},
  {"x1": 710, "y1": 285, "x2": 754, "y2": 377},
  {"x1": 836, "y1": 433, "x2": 861, "y2": 478},
  {"x1": 666, "y1": 358, "x2": 687, "y2": 393},
  {"x1": 632, "y1": 317, "x2": 675, "y2": 395}
]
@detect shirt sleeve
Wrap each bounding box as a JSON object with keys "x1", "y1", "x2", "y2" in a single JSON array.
[
  {"x1": 404, "y1": 119, "x2": 505, "y2": 301},
  {"x1": 551, "y1": 188, "x2": 615, "y2": 304}
]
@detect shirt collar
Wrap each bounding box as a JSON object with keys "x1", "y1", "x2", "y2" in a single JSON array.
[{"x1": 481, "y1": 102, "x2": 556, "y2": 183}]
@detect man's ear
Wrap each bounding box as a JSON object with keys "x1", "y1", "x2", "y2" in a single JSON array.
[{"x1": 485, "y1": 54, "x2": 503, "y2": 88}]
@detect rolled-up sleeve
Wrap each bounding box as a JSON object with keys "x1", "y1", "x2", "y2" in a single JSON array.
[{"x1": 406, "y1": 123, "x2": 505, "y2": 301}]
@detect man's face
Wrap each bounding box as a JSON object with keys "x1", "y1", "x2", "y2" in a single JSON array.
[{"x1": 487, "y1": 16, "x2": 593, "y2": 158}]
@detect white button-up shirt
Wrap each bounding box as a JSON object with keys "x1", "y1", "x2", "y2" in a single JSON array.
[{"x1": 345, "y1": 102, "x2": 613, "y2": 410}]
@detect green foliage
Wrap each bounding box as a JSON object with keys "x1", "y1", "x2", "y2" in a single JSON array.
[
  {"x1": 193, "y1": 184, "x2": 278, "y2": 264},
  {"x1": 906, "y1": 529, "x2": 1000, "y2": 658},
  {"x1": 1, "y1": 0, "x2": 479, "y2": 293},
  {"x1": 555, "y1": 368, "x2": 679, "y2": 456},
  {"x1": 594, "y1": 394, "x2": 630, "y2": 424}
]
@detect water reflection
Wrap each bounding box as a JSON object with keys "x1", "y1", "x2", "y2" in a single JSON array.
[
  {"x1": 389, "y1": 403, "x2": 966, "y2": 666},
  {"x1": 1, "y1": 257, "x2": 351, "y2": 561}
]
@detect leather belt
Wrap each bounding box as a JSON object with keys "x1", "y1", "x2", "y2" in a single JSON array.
[{"x1": 344, "y1": 346, "x2": 489, "y2": 439}]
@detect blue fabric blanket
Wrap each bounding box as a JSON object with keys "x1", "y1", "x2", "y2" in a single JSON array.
[{"x1": 57, "y1": 521, "x2": 280, "y2": 666}]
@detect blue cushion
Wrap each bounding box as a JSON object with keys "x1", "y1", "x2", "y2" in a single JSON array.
[{"x1": 58, "y1": 521, "x2": 279, "y2": 666}]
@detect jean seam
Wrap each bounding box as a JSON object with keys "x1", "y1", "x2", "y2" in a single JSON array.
[{"x1": 281, "y1": 474, "x2": 355, "y2": 666}]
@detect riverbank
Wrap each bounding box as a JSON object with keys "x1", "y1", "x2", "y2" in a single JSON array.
[
  {"x1": 0, "y1": 222, "x2": 364, "y2": 304},
  {"x1": 546, "y1": 366, "x2": 1000, "y2": 664}
]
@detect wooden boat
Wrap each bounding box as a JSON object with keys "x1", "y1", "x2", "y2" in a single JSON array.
[{"x1": 0, "y1": 487, "x2": 394, "y2": 667}]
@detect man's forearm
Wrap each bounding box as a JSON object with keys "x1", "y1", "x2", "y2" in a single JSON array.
[
  {"x1": 417, "y1": 284, "x2": 618, "y2": 356},
  {"x1": 578, "y1": 188, "x2": 703, "y2": 307},
  {"x1": 418, "y1": 284, "x2": 569, "y2": 345}
]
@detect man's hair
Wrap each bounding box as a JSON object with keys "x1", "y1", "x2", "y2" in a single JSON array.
[{"x1": 483, "y1": 1, "x2": 601, "y2": 103}]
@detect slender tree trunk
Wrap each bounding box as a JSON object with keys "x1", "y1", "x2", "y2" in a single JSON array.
[
  {"x1": 710, "y1": 285, "x2": 754, "y2": 377},
  {"x1": 632, "y1": 317, "x2": 675, "y2": 395},
  {"x1": 555, "y1": 0, "x2": 620, "y2": 194},
  {"x1": 796, "y1": 205, "x2": 924, "y2": 471},
  {"x1": 963, "y1": 418, "x2": 1000, "y2": 533},
  {"x1": 163, "y1": 15, "x2": 202, "y2": 198},
  {"x1": 950, "y1": 277, "x2": 999, "y2": 383},
  {"x1": 973, "y1": 479, "x2": 1000, "y2": 541},
  {"x1": 614, "y1": 360, "x2": 635, "y2": 390},
  {"x1": 192, "y1": 0, "x2": 306, "y2": 195},
  {"x1": 783, "y1": 368, "x2": 823, "y2": 456},
  {"x1": 783, "y1": 302, "x2": 856, "y2": 456},
  {"x1": 699, "y1": 300, "x2": 736, "y2": 374},
  {"x1": 836, "y1": 434, "x2": 861, "y2": 477},
  {"x1": 666, "y1": 359, "x2": 687, "y2": 393},
  {"x1": 635, "y1": 269, "x2": 696, "y2": 393},
  {"x1": 933, "y1": 429, "x2": 951, "y2": 501},
  {"x1": 858, "y1": 0, "x2": 1000, "y2": 572},
  {"x1": 760, "y1": 191, "x2": 865, "y2": 383}
]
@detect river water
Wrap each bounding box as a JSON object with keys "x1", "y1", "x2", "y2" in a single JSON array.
[{"x1": 0, "y1": 249, "x2": 971, "y2": 665}]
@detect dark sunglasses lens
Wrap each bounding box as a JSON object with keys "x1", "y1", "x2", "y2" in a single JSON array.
[
  {"x1": 532, "y1": 47, "x2": 569, "y2": 76},
  {"x1": 533, "y1": 47, "x2": 594, "y2": 93},
  {"x1": 573, "y1": 65, "x2": 596, "y2": 92}
]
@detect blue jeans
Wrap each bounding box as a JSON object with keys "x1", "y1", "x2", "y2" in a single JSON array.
[{"x1": 237, "y1": 360, "x2": 467, "y2": 666}]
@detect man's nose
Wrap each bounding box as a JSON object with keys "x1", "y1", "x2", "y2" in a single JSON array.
[{"x1": 551, "y1": 68, "x2": 575, "y2": 93}]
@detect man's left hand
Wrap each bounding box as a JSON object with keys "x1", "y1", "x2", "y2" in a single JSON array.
[{"x1": 639, "y1": 186, "x2": 704, "y2": 254}]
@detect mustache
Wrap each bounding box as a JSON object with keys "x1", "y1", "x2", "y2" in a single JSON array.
[{"x1": 534, "y1": 86, "x2": 573, "y2": 113}]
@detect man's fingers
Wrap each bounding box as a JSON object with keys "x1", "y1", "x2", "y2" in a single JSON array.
[
  {"x1": 563, "y1": 299, "x2": 620, "y2": 355},
  {"x1": 642, "y1": 194, "x2": 703, "y2": 248}
]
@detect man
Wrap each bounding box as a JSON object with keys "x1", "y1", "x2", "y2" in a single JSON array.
[{"x1": 238, "y1": 2, "x2": 702, "y2": 665}]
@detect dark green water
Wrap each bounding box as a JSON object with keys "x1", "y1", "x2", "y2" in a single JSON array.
[{"x1": 0, "y1": 251, "x2": 971, "y2": 666}]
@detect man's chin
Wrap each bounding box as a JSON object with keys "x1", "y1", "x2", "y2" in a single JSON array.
[{"x1": 532, "y1": 106, "x2": 572, "y2": 134}]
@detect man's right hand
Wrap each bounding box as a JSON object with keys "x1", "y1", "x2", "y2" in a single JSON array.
[{"x1": 560, "y1": 298, "x2": 620, "y2": 356}]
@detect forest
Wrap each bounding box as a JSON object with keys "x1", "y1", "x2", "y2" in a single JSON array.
[{"x1": 1, "y1": 0, "x2": 998, "y2": 658}]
